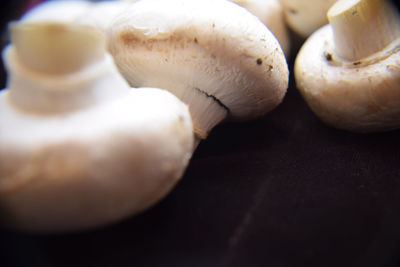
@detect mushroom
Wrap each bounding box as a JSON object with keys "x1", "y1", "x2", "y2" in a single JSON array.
[
  {"x1": 0, "y1": 22, "x2": 194, "y2": 232},
  {"x1": 108, "y1": 0, "x2": 289, "y2": 142},
  {"x1": 76, "y1": 0, "x2": 139, "y2": 41},
  {"x1": 294, "y1": 0, "x2": 400, "y2": 132},
  {"x1": 20, "y1": 0, "x2": 136, "y2": 42},
  {"x1": 20, "y1": 0, "x2": 91, "y2": 23},
  {"x1": 280, "y1": 0, "x2": 337, "y2": 38},
  {"x1": 230, "y1": 0, "x2": 290, "y2": 55}
]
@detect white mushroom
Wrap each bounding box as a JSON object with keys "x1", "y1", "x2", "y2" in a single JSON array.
[
  {"x1": 108, "y1": 0, "x2": 289, "y2": 142},
  {"x1": 20, "y1": 0, "x2": 91, "y2": 23},
  {"x1": 21, "y1": 0, "x2": 135, "y2": 41},
  {"x1": 0, "y1": 22, "x2": 194, "y2": 232},
  {"x1": 294, "y1": 0, "x2": 400, "y2": 132},
  {"x1": 76, "y1": 0, "x2": 139, "y2": 39},
  {"x1": 280, "y1": 0, "x2": 337, "y2": 38},
  {"x1": 230, "y1": 0, "x2": 290, "y2": 55}
]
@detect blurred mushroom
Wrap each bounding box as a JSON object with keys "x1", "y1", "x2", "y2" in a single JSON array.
[
  {"x1": 21, "y1": 0, "x2": 91, "y2": 23},
  {"x1": 280, "y1": 0, "x2": 337, "y2": 38},
  {"x1": 0, "y1": 22, "x2": 194, "y2": 232},
  {"x1": 21, "y1": 0, "x2": 136, "y2": 43}
]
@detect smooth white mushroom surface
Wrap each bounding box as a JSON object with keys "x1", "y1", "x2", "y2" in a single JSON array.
[
  {"x1": 280, "y1": 0, "x2": 337, "y2": 38},
  {"x1": 0, "y1": 23, "x2": 194, "y2": 233},
  {"x1": 295, "y1": 0, "x2": 400, "y2": 132},
  {"x1": 76, "y1": 0, "x2": 139, "y2": 38},
  {"x1": 109, "y1": 0, "x2": 289, "y2": 140},
  {"x1": 20, "y1": 0, "x2": 91, "y2": 23},
  {"x1": 230, "y1": 0, "x2": 290, "y2": 55},
  {"x1": 21, "y1": 0, "x2": 136, "y2": 40}
]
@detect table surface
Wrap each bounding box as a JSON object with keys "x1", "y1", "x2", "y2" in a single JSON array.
[{"x1": 1, "y1": 2, "x2": 400, "y2": 267}]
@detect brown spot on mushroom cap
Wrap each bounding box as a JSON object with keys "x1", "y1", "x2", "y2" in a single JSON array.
[{"x1": 120, "y1": 31, "x2": 140, "y2": 47}]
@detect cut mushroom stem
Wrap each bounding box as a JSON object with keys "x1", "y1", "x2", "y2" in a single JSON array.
[
  {"x1": 328, "y1": 0, "x2": 400, "y2": 61},
  {"x1": 20, "y1": 0, "x2": 137, "y2": 50},
  {"x1": 10, "y1": 22, "x2": 105, "y2": 75},
  {"x1": 6, "y1": 22, "x2": 126, "y2": 114}
]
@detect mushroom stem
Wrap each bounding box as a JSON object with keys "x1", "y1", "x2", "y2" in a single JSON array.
[
  {"x1": 6, "y1": 22, "x2": 129, "y2": 114},
  {"x1": 328, "y1": 0, "x2": 400, "y2": 61},
  {"x1": 182, "y1": 86, "x2": 228, "y2": 139},
  {"x1": 10, "y1": 22, "x2": 105, "y2": 74}
]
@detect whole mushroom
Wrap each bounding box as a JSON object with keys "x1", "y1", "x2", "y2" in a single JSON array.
[
  {"x1": 0, "y1": 22, "x2": 194, "y2": 232},
  {"x1": 295, "y1": 0, "x2": 400, "y2": 132},
  {"x1": 108, "y1": 0, "x2": 289, "y2": 142}
]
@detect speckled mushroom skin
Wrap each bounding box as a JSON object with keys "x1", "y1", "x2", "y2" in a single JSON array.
[
  {"x1": 108, "y1": 0, "x2": 288, "y2": 138},
  {"x1": 0, "y1": 48, "x2": 194, "y2": 233},
  {"x1": 230, "y1": 0, "x2": 290, "y2": 55},
  {"x1": 295, "y1": 25, "x2": 400, "y2": 132}
]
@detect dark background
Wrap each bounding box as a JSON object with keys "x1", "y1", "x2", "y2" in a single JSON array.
[{"x1": 1, "y1": 1, "x2": 400, "y2": 267}]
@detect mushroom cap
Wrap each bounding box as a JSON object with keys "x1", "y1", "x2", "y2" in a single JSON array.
[
  {"x1": 0, "y1": 88, "x2": 193, "y2": 233},
  {"x1": 0, "y1": 45, "x2": 194, "y2": 232},
  {"x1": 281, "y1": 0, "x2": 337, "y2": 38},
  {"x1": 76, "y1": 1, "x2": 137, "y2": 38},
  {"x1": 109, "y1": 0, "x2": 288, "y2": 138},
  {"x1": 295, "y1": 25, "x2": 400, "y2": 132},
  {"x1": 230, "y1": 0, "x2": 290, "y2": 56}
]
